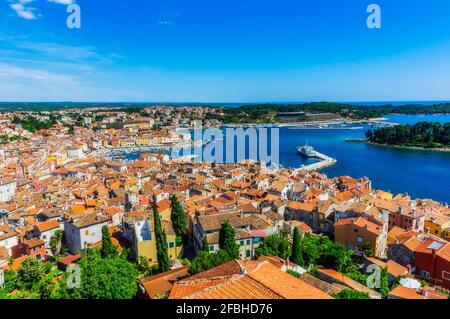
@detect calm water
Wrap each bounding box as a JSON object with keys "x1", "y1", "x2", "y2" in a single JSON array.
[
  {"x1": 279, "y1": 114, "x2": 450, "y2": 203},
  {"x1": 121, "y1": 114, "x2": 450, "y2": 203}
]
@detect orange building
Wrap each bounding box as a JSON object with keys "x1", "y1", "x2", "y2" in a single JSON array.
[
  {"x1": 414, "y1": 239, "x2": 450, "y2": 289},
  {"x1": 334, "y1": 216, "x2": 387, "y2": 258}
]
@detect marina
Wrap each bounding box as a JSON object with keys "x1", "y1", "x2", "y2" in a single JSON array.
[
  {"x1": 295, "y1": 143, "x2": 337, "y2": 172},
  {"x1": 94, "y1": 114, "x2": 450, "y2": 202}
]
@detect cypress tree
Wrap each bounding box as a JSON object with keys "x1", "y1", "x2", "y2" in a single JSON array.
[
  {"x1": 219, "y1": 221, "x2": 240, "y2": 259},
  {"x1": 202, "y1": 235, "x2": 210, "y2": 252},
  {"x1": 152, "y1": 198, "x2": 170, "y2": 272},
  {"x1": 379, "y1": 267, "x2": 390, "y2": 299},
  {"x1": 101, "y1": 225, "x2": 117, "y2": 258},
  {"x1": 291, "y1": 228, "x2": 304, "y2": 266},
  {"x1": 170, "y1": 195, "x2": 187, "y2": 245}
]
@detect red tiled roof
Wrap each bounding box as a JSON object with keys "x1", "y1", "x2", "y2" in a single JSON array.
[
  {"x1": 36, "y1": 220, "x2": 60, "y2": 233},
  {"x1": 58, "y1": 254, "x2": 81, "y2": 266},
  {"x1": 141, "y1": 267, "x2": 189, "y2": 299},
  {"x1": 171, "y1": 260, "x2": 332, "y2": 299}
]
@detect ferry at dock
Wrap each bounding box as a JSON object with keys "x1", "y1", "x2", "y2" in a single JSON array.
[{"x1": 297, "y1": 142, "x2": 316, "y2": 158}]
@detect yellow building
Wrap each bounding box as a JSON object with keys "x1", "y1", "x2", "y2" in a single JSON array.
[
  {"x1": 157, "y1": 199, "x2": 172, "y2": 222},
  {"x1": 376, "y1": 190, "x2": 393, "y2": 201},
  {"x1": 425, "y1": 212, "x2": 450, "y2": 239},
  {"x1": 136, "y1": 137, "x2": 150, "y2": 146},
  {"x1": 47, "y1": 152, "x2": 67, "y2": 166},
  {"x1": 123, "y1": 214, "x2": 182, "y2": 266}
]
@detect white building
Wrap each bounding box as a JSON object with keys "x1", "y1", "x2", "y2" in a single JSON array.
[
  {"x1": 28, "y1": 220, "x2": 64, "y2": 256},
  {"x1": 0, "y1": 179, "x2": 16, "y2": 202},
  {"x1": 0, "y1": 231, "x2": 18, "y2": 255},
  {"x1": 64, "y1": 214, "x2": 109, "y2": 254},
  {"x1": 67, "y1": 146, "x2": 85, "y2": 160}
]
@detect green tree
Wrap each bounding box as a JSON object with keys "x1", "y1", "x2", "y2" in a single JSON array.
[
  {"x1": 189, "y1": 249, "x2": 232, "y2": 275},
  {"x1": 101, "y1": 226, "x2": 117, "y2": 258},
  {"x1": 290, "y1": 228, "x2": 304, "y2": 266},
  {"x1": 333, "y1": 289, "x2": 370, "y2": 299},
  {"x1": 362, "y1": 242, "x2": 374, "y2": 258},
  {"x1": 202, "y1": 236, "x2": 210, "y2": 252},
  {"x1": 137, "y1": 256, "x2": 158, "y2": 278},
  {"x1": 379, "y1": 267, "x2": 390, "y2": 299},
  {"x1": 170, "y1": 195, "x2": 187, "y2": 246},
  {"x1": 152, "y1": 198, "x2": 170, "y2": 272},
  {"x1": 16, "y1": 258, "x2": 47, "y2": 290},
  {"x1": 256, "y1": 232, "x2": 291, "y2": 259},
  {"x1": 219, "y1": 221, "x2": 240, "y2": 259},
  {"x1": 0, "y1": 287, "x2": 9, "y2": 299},
  {"x1": 63, "y1": 249, "x2": 138, "y2": 299},
  {"x1": 366, "y1": 122, "x2": 450, "y2": 149},
  {"x1": 49, "y1": 230, "x2": 64, "y2": 257}
]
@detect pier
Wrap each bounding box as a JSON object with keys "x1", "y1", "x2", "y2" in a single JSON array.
[{"x1": 294, "y1": 149, "x2": 337, "y2": 173}]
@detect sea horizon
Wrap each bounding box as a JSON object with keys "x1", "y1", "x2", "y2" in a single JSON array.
[{"x1": 1, "y1": 100, "x2": 450, "y2": 108}]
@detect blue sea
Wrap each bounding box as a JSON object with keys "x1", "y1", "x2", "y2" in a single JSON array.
[
  {"x1": 122, "y1": 114, "x2": 450, "y2": 203},
  {"x1": 278, "y1": 114, "x2": 450, "y2": 203}
]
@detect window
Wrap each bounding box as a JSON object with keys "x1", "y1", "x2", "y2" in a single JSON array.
[
  {"x1": 85, "y1": 229, "x2": 89, "y2": 236},
  {"x1": 421, "y1": 271, "x2": 430, "y2": 279},
  {"x1": 357, "y1": 236, "x2": 363, "y2": 243},
  {"x1": 209, "y1": 245, "x2": 214, "y2": 252},
  {"x1": 253, "y1": 238, "x2": 261, "y2": 244},
  {"x1": 246, "y1": 250, "x2": 251, "y2": 258},
  {"x1": 240, "y1": 240, "x2": 244, "y2": 246},
  {"x1": 246, "y1": 240, "x2": 250, "y2": 245},
  {"x1": 354, "y1": 229, "x2": 358, "y2": 233},
  {"x1": 442, "y1": 271, "x2": 450, "y2": 281},
  {"x1": 168, "y1": 242, "x2": 174, "y2": 248}
]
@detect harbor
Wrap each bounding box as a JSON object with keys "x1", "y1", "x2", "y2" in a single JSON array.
[{"x1": 295, "y1": 144, "x2": 337, "y2": 172}]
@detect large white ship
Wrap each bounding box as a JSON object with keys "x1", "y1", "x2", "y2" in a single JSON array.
[{"x1": 297, "y1": 141, "x2": 316, "y2": 158}]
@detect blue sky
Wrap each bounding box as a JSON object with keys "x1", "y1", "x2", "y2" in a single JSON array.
[{"x1": 1, "y1": 0, "x2": 450, "y2": 102}]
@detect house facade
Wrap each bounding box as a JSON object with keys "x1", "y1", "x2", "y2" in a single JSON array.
[{"x1": 64, "y1": 214, "x2": 109, "y2": 254}]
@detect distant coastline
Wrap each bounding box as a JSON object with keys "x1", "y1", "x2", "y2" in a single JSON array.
[{"x1": 346, "y1": 138, "x2": 450, "y2": 153}]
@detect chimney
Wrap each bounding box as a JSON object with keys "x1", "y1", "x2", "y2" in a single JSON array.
[
  {"x1": 238, "y1": 261, "x2": 248, "y2": 275},
  {"x1": 406, "y1": 264, "x2": 412, "y2": 274}
]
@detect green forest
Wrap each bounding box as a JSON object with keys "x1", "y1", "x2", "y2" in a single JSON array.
[
  {"x1": 365, "y1": 122, "x2": 450, "y2": 149},
  {"x1": 220, "y1": 102, "x2": 450, "y2": 124}
]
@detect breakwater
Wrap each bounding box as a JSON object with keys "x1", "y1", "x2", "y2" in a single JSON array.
[{"x1": 295, "y1": 149, "x2": 337, "y2": 172}]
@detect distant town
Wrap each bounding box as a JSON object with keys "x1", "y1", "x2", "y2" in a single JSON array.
[{"x1": 0, "y1": 105, "x2": 449, "y2": 300}]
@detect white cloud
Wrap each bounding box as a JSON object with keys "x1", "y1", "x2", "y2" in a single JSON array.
[
  {"x1": 158, "y1": 20, "x2": 175, "y2": 26},
  {"x1": 47, "y1": 0, "x2": 74, "y2": 5},
  {"x1": 8, "y1": 0, "x2": 74, "y2": 20},
  {"x1": 0, "y1": 62, "x2": 77, "y2": 84},
  {"x1": 9, "y1": 1, "x2": 38, "y2": 20}
]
